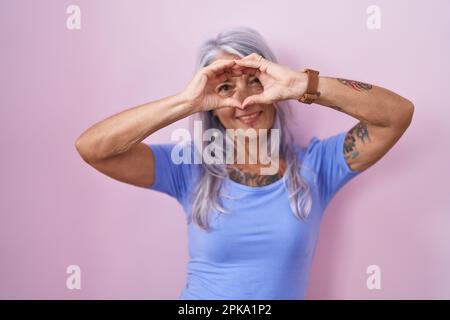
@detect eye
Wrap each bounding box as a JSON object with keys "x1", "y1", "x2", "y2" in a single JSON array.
[{"x1": 249, "y1": 77, "x2": 261, "y2": 85}]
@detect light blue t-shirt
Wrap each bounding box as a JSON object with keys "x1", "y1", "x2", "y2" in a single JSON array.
[{"x1": 147, "y1": 132, "x2": 361, "y2": 300}]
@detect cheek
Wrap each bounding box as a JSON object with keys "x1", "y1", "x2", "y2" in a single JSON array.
[
  {"x1": 264, "y1": 106, "x2": 276, "y2": 127},
  {"x1": 215, "y1": 108, "x2": 235, "y2": 126}
]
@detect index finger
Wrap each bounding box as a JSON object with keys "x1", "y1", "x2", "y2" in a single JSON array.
[
  {"x1": 206, "y1": 59, "x2": 236, "y2": 74},
  {"x1": 234, "y1": 58, "x2": 262, "y2": 70},
  {"x1": 231, "y1": 62, "x2": 261, "y2": 77}
]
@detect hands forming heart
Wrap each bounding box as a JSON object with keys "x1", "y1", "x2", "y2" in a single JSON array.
[
  {"x1": 232, "y1": 53, "x2": 307, "y2": 109},
  {"x1": 181, "y1": 53, "x2": 307, "y2": 112}
]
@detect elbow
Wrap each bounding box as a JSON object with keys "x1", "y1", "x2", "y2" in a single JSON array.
[
  {"x1": 394, "y1": 99, "x2": 415, "y2": 130},
  {"x1": 402, "y1": 100, "x2": 415, "y2": 128},
  {"x1": 75, "y1": 136, "x2": 96, "y2": 164},
  {"x1": 75, "y1": 134, "x2": 117, "y2": 163}
]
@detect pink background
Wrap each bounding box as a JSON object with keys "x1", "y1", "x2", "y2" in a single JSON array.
[{"x1": 1, "y1": 0, "x2": 449, "y2": 299}]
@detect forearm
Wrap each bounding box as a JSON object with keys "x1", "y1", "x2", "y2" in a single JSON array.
[
  {"x1": 75, "y1": 93, "x2": 195, "y2": 161},
  {"x1": 300, "y1": 75, "x2": 414, "y2": 128}
]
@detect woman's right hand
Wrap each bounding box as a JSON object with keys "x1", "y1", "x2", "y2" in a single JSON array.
[{"x1": 181, "y1": 59, "x2": 245, "y2": 112}]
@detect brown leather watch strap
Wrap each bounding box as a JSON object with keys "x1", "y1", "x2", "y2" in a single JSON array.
[{"x1": 299, "y1": 68, "x2": 320, "y2": 104}]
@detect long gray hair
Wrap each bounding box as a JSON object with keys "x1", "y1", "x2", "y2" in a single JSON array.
[{"x1": 189, "y1": 26, "x2": 312, "y2": 230}]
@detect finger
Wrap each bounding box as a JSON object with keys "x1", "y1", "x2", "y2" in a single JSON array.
[
  {"x1": 206, "y1": 60, "x2": 235, "y2": 74},
  {"x1": 242, "y1": 68, "x2": 261, "y2": 77},
  {"x1": 242, "y1": 94, "x2": 268, "y2": 108},
  {"x1": 221, "y1": 97, "x2": 243, "y2": 109},
  {"x1": 209, "y1": 58, "x2": 234, "y2": 66},
  {"x1": 229, "y1": 65, "x2": 244, "y2": 76},
  {"x1": 231, "y1": 65, "x2": 261, "y2": 78},
  {"x1": 234, "y1": 58, "x2": 262, "y2": 69},
  {"x1": 230, "y1": 69, "x2": 243, "y2": 77},
  {"x1": 216, "y1": 73, "x2": 228, "y2": 83},
  {"x1": 240, "y1": 53, "x2": 264, "y2": 61}
]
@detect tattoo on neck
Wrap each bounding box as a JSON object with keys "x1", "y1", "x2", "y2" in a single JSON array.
[
  {"x1": 227, "y1": 166, "x2": 283, "y2": 187},
  {"x1": 344, "y1": 122, "x2": 370, "y2": 161},
  {"x1": 337, "y1": 78, "x2": 373, "y2": 91}
]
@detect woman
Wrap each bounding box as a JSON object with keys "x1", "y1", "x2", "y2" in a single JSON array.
[{"x1": 75, "y1": 27, "x2": 414, "y2": 299}]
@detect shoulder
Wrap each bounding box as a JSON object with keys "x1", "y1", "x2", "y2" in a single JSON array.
[
  {"x1": 300, "y1": 132, "x2": 347, "y2": 163},
  {"x1": 150, "y1": 141, "x2": 197, "y2": 165},
  {"x1": 293, "y1": 132, "x2": 351, "y2": 178},
  {"x1": 148, "y1": 142, "x2": 202, "y2": 184}
]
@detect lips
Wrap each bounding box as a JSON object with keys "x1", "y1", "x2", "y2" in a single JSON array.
[{"x1": 236, "y1": 111, "x2": 263, "y2": 125}]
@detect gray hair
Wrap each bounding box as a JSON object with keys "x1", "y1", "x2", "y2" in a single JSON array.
[{"x1": 189, "y1": 26, "x2": 312, "y2": 230}]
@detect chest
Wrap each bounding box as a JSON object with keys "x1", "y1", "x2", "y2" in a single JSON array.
[{"x1": 187, "y1": 187, "x2": 321, "y2": 264}]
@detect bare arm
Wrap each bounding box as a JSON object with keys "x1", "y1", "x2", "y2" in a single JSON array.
[
  {"x1": 233, "y1": 54, "x2": 415, "y2": 172},
  {"x1": 75, "y1": 94, "x2": 195, "y2": 188},
  {"x1": 312, "y1": 77, "x2": 415, "y2": 171}
]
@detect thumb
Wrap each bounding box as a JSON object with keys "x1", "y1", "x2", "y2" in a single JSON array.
[{"x1": 242, "y1": 94, "x2": 267, "y2": 108}]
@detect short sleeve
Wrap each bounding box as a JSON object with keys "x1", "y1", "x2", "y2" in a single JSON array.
[
  {"x1": 304, "y1": 131, "x2": 362, "y2": 208},
  {"x1": 146, "y1": 143, "x2": 195, "y2": 203}
]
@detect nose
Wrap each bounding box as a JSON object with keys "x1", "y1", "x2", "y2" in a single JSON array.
[{"x1": 232, "y1": 80, "x2": 252, "y2": 104}]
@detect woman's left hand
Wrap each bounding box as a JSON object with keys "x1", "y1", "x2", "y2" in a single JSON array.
[{"x1": 232, "y1": 53, "x2": 307, "y2": 108}]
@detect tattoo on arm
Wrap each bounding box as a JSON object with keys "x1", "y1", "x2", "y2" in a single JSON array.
[
  {"x1": 337, "y1": 78, "x2": 373, "y2": 91},
  {"x1": 344, "y1": 122, "x2": 370, "y2": 161},
  {"x1": 227, "y1": 167, "x2": 283, "y2": 187}
]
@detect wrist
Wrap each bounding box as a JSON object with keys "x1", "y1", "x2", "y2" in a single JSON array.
[
  {"x1": 176, "y1": 91, "x2": 200, "y2": 114},
  {"x1": 298, "y1": 68, "x2": 321, "y2": 104}
]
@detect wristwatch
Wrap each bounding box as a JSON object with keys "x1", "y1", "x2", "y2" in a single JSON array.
[{"x1": 299, "y1": 68, "x2": 320, "y2": 104}]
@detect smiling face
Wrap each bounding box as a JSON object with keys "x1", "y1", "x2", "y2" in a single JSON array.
[{"x1": 210, "y1": 51, "x2": 276, "y2": 131}]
